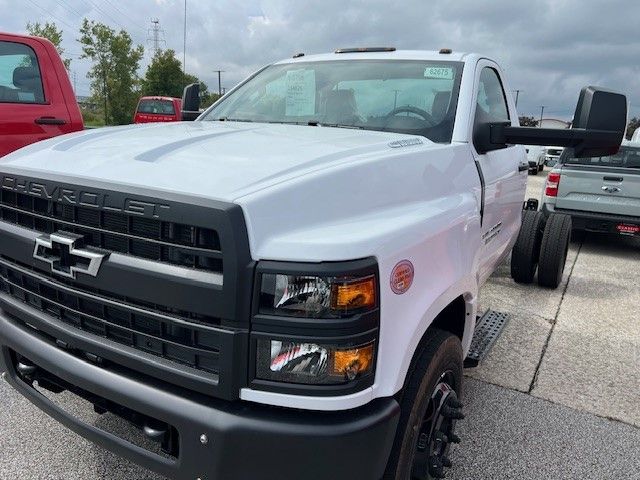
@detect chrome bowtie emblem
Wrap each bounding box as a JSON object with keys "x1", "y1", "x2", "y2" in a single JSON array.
[{"x1": 33, "y1": 232, "x2": 108, "y2": 279}]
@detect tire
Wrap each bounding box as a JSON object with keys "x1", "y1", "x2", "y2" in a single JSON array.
[
  {"x1": 510, "y1": 210, "x2": 544, "y2": 284},
  {"x1": 538, "y1": 164, "x2": 544, "y2": 172},
  {"x1": 383, "y1": 330, "x2": 463, "y2": 480},
  {"x1": 528, "y1": 167, "x2": 538, "y2": 175},
  {"x1": 537, "y1": 213, "x2": 572, "y2": 288}
]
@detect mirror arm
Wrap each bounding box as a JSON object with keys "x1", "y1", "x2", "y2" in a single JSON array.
[{"x1": 489, "y1": 123, "x2": 623, "y2": 157}]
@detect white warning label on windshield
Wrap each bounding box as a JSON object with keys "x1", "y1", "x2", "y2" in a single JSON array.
[
  {"x1": 285, "y1": 69, "x2": 315, "y2": 116},
  {"x1": 424, "y1": 66, "x2": 454, "y2": 80}
]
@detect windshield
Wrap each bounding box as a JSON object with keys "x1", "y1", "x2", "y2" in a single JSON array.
[
  {"x1": 137, "y1": 99, "x2": 176, "y2": 115},
  {"x1": 200, "y1": 60, "x2": 464, "y2": 143},
  {"x1": 560, "y1": 145, "x2": 640, "y2": 169}
]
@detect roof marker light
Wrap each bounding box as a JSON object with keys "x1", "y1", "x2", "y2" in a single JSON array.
[{"x1": 335, "y1": 47, "x2": 396, "y2": 54}]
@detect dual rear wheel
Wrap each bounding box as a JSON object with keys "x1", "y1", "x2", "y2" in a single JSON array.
[{"x1": 510, "y1": 210, "x2": 572, "y2": 288}]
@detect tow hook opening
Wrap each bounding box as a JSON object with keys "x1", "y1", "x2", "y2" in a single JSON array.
[{"x1": 10, "y1": 350, "x2": 180, "y2": 458}]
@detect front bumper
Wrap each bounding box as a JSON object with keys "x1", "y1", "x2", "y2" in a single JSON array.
[
  {"x1": 0, "y1": 308, "x2": 400, "y2": 480},
  {"x1": 541, "y1": 203, "x2": 640, "y2": 234}
]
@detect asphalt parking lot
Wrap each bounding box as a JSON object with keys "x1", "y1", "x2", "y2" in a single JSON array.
[{"x1": 1, "y1": 169, "x2": 638, "y2": 479}]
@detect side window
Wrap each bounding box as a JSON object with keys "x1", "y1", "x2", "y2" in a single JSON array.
[
  {"x1": 0, "y1": 41, "x2": 45, "y2": 104},
  {"x1": 474, "y1": 67, "x2": 509, "y2": 123}
]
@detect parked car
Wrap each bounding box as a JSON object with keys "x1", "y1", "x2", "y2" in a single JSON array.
[
  {"x1": 133, "y1": 96, "x2": 182, "y2": 123},
  {"x1": 0, "y1": 32, "x2": 84, "y2": 157},
  {"x1": 543, "y1": 146, "x2": 564, "y2": 167},
  {"x1": 541, "y1": 140, "x2": 640, "y2": 236},
  {"x1": 525, "y1": 145, "x2": 546, "y2": 174},
  {"x1": 0, "y1": 47, "x2": 625, "y2": 480}
]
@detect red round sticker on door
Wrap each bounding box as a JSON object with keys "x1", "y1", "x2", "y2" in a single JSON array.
[{"x1": 390, "y1": 260, "x2": 414, "y2": 294}]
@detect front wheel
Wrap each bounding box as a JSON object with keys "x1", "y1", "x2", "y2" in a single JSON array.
[{"x1": 384, "y1": 330, "x2": 464, "y2": 480}]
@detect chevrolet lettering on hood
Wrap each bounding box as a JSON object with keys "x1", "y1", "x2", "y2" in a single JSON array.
[{"x1": 1, "y1": 175, "x2": 170, "y2": 218}]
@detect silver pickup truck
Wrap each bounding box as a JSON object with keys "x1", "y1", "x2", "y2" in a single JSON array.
[{"x1": 541, "y1": 140, "x2": 640, "y2": 236}]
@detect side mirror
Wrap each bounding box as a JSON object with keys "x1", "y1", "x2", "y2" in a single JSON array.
[
  {"x1": 181, "y1": 83, "x2": 201, "y2": 121},
  {"x1": 483, "y1": 86, "x2": 627, "y2": 158}
]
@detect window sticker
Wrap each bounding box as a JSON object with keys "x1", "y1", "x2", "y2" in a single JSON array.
[
  {"x1": 285, "y1": 69, "x2": 315, "y2": 116},
  {"x1": 424, "y1": 66, "x2": 454, "y2": 80}
]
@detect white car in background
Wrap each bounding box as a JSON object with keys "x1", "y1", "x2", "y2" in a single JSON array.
[
  {"x1": 525, "y1": 145, "x2": 546, "y2": 174},
  {"x1": 544, "y1": 146, "x2": 564, "y2": 167}
]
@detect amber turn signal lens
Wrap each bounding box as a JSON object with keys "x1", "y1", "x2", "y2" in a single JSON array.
[
  {"x1": 331, "y1": 276, "x2": 376, "y2": 311},
  {"x1": 332, "y1": 343, "x2": 375, "y2": 381}
]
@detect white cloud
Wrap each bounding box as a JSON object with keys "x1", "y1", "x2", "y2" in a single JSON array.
[{"x1": 3, "y1": 0, "x2": 639, "y2": 118}]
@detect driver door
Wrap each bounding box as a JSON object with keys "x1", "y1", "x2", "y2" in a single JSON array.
[{"x1": 471, "y1": 61, "x2": 527, "y2": 283}]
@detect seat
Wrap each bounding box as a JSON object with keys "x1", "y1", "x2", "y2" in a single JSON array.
[
  {"x1": 12, "y1": 66, "x2": 44, "y2": 103},
  {"x1": 431, "y1": 91, "x2": 451, "y2": 123},
  {"x1": 323, "y1": 89, "x2": 360, "y2": 125}
]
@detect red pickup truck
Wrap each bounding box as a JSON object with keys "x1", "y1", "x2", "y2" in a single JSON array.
[
  {"x1": 133, "y1": 96, "x2": 182, "y2": 123},
  {"x1": 0, "y1": 32, "x2": 83, "y2": 157}
]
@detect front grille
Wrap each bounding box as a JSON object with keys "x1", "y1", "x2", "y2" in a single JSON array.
[
  {"x1": 0, "y1": 190, "x2": 222, "y2": 272},
  {"x1": 0, "y1": 261, "x2": 221, "y2": 375}
]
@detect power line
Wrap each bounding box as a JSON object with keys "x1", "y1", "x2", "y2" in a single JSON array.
[{"x1": 24, "y1": 0, "x2": 75, "y2": 29}]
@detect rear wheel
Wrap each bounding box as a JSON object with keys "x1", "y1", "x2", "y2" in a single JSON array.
[
  {"x1": 529, "y1": 167, "x2": 538, "y2": 175},
  {"x1": 384, "y1": 330, "x2": 463, "y2": 480},
  {"x1": 537, "y1": 213, "x2": 572, "y2": 288},
  {"x1": 538, "y1": 163, "x2": 544, "y2": 172},
  {"x1": 511, "y1": 210, "x2": 544, "y2": 284}
]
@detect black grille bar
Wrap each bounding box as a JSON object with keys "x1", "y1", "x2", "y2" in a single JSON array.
[
  {"x1": 0, "y1": 260, "x2": 222, "y2": 375},
  {"x1": 0, "y1": 190, "x2": 222, "y2": 272}
]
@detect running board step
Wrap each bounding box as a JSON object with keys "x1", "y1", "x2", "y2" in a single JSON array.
[{"x1": 464, "y1": 309, "x2": 510, "y2": 368}]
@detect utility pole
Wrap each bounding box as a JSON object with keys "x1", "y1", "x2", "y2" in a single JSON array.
[
  {"x1": 539, "y1": 105, "x2": 545, "y2": 127},
  {"x1": 213, "y1": 70, "x2": 224, "y2": 96},
  {"x1": 512, "y1": 90, "x2": 522, "y2": 108},
  {"x1": 147, "y1": 18, "x2": 166, "y2": 57},
  {"x1": 183, "y1": 0, "x2": 187, "y2": 85},
  {"x1": 392, "y1": 89, "x2": 400, "y2": 109}
]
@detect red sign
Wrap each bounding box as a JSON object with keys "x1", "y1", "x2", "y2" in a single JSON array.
[
  {"x1": 617, "y1": 224, "x2": 640, "y2": 235},
  {"x1": 390, "y1": 260, "x2": 414, "y2": 295}
]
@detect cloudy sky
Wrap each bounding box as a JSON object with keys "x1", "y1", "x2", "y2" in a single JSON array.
[{"x1": 2, "y1": 0, "x2": 639, "y2": 119}]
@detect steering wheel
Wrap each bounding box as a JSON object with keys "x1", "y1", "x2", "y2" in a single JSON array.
[{"x1": 384, "y1": 106, "x2": 436, "y2": 127}]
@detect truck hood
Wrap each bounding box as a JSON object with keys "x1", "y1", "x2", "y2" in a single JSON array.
[{"x1": 0, "y1": 121, "x2": 430, "y2": 201}]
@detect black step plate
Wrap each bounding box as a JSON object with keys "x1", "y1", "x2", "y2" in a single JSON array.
[{"x1": 464, "y1": 309, "x2": 510, "y2": 368}]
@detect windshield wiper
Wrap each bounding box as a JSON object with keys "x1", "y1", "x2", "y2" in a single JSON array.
[
  {"x1": 309, "y1": 121, "x2": 365, "y2": 130},
  {"x1": 214, "y1": 117, "x2": 254, "y2": 123}
]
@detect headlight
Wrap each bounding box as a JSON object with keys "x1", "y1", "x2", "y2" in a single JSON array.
[
  {"x1": 259, "y1": 273, "x2": 376, "y2": 318},
  {"x1": 256, "y1": 339, "x2": 375, "y2": 384},
  {"x1": 253, "y1": 259, "x2": 379, "y2": 391}
]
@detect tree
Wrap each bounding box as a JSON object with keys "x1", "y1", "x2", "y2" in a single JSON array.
[
  {"x1": 519, "y1": 116, "x2": 539, "y2": 127},
  {"x1": 141, "y1": 50, "x2": 221, "y2": 108},
  {"x1": 141, "y1": 49, "x2": 184, "y2": 98},
  {"x1": 78, "y1": 19, "x2": 144, "y2": 125},
  {"x1": 626, "y1": 117, "x2": 640, "y2": 140},
  {"x1": 26, "y1": 22, "x2": 70, "y2": 70}
]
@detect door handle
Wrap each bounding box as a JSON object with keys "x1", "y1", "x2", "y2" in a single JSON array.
[
  {"x1": 602, "y1": 186, "x2": 621, "y2": 193},
  {"x1": 35, "y1": 117, "x2": 66, "y2": 125},
  {"x1": 518, "y1": 164, "x2": 529, "y2": 172}
]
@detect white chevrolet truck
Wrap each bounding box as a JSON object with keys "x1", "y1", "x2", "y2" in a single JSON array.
[{"x1": 0, "y1": 48, "x2": 626, "y2": 479}]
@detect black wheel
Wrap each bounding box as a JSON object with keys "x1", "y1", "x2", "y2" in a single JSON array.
[
  {"x1": 538, "y1": 164, "x2": 544, "y2": 172},
  {"x1": 383, "y1": 329, "x2": 463, "y2": 480},
  {"x1": 510, "y1": 210, "x2": 545, "y2": 284},
  {"x1": 528, "y1": 167, "x2": 538, "y2": 175},
  {"x1": 537, "y1": 213, "x2": 572, "y2": 288}
]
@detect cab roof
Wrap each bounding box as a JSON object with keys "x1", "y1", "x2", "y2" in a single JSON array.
[{"x1": 275, "y1": 49, "x2": 477, "y2": 65}]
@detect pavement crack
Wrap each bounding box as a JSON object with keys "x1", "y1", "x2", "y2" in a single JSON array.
[{"x1": 527, "y1": 236, "x2": 584, "y2": 394}]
